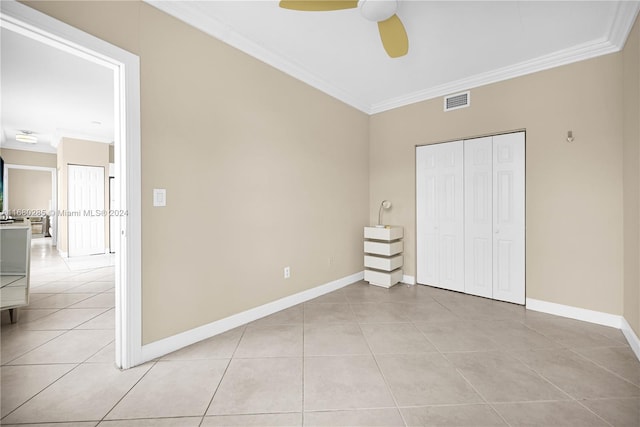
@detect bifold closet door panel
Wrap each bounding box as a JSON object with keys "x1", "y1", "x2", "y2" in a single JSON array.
[
  {"x1": 492, "y1": 132, "x2": 525, "y2": 304},
  {"x1": 464, "y1": 137, "x2": 493, "y2": 298},
  {"x1": 416, "y1": 144, "x2": 439, "y2": 286},
  {"x1": 416, "y1": 141, "x2": 464, "y2": 292}
]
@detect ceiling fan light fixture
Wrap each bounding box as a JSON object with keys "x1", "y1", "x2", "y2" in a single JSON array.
[
  {"x1": 16, "y1": 131, "x2": 38, "y2": 144},
  {"x1": 279, "y1": 0, "x2": 408, "y2": 58},
  {"x1": 359, "y1": 0, "x2": 397, "y2": 22}
]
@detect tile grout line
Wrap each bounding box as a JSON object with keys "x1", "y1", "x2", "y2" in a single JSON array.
[
  {"x1": 199, "y1": 324, "x2": 248, "y2": 426},
  {"x1": 416, "y1": 312, "x2": 514, "y2": 427},
  {"x1": 4, "y1": 278, "x2": 113, "y2": 332},
  {"x1": 447, "y1": 366, "x2": 515, "y2": 427},
  {"x1": 408, "y1": 295, "x2": 565, "y2": 426},
  {"x1": 55, "y1": 307, "x2": 113, "y2": 332},
  {"x1": 348, "y1": 294, "x2": 408, "y2": 427},
  {"x1": 98, "y1": 359, "x2": 159, "y2": 424},
  {"x1": 0, "y1": 360, "x2": 84, "y2": 423},
  {"x1": 81, "y1": 338, "x2": 116, "y2": 364},
  {"x1": 509, "y1": 351, "x2": 616, "y2": 427},
  {"x1": 572, "y1": 399, "x2": 616, "y2": 427},
  {"x1": 1, "y1": 328, "x2": 72, "y2": 366},
  {"x1": 567, "y1": 347, "x2": 640, "y2": 389}
]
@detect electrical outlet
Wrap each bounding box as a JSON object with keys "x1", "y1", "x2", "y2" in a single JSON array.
[{"x1": 284, "y1": 266, "x2": 290, "y2": 279}]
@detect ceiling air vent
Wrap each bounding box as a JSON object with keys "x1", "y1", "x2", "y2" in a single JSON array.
[{"x1": 444, "y1": 91, "x2": 470, "y2": 112}]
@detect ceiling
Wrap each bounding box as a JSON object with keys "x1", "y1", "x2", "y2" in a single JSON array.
[
  {"x1": 0, "y1": 27, "x2": 114, "y2": 154},
  {"x1": 1, "y1": 1, "x2": 638, "y2": 155},
  {"x1": 148, "y1": 0, "x2": 640, "y2": 114}
]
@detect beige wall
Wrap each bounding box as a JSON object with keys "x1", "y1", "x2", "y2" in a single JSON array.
[
  {"x1": 0, "y1": 148, "x2": 56, "y2": 168},
  {"x1": 623, "y1": 15, "x2": 640, "y2": 336},
  {"x1": 26, "y1": 1, "x2": 369, "y2": 344},
  {"x1": 0, "y1": 148, "x2": 55, "y2": 221},
  {"x1": 7, "y1": 169, "x2": 51, "y2": 213},
  {"x1": 370, "y1": 53, "x2": 624, "y2": 316},
  {"x1": 56, "y1": 137, "x2": 110, "y2": 254},
  {"x1": 25, "y1": 0, "x2": 638, "y2": 345}
]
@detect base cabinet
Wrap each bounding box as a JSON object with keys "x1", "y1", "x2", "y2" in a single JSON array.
[
  {"x1": 364, "y1": 226, "x2": 403, "y2": 288},
  {"x1": 1, "y1": 220, "x2": 32, "y2": 323}
]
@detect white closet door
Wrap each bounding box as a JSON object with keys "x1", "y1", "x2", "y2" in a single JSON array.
[
  {"x1": 68, "y1": 165, "x2": 105, "y2": 257},
  {"x1": 416, "y1": 141, "x2": 464, "y2": 291},
  {"x1": 492, "y1": 132, "x2": 525, "y2": 304},
  {"x1": 416, "y1": 145, "x2": 439, "y2": 285},
  {"x1": 464, "y1": 137, "x2": 493, "y2": 298},
  {"x1": 438, "y1": 141, "x2": 464, "y2": 291}
]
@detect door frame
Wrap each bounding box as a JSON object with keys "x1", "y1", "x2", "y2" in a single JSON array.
[
  {"x1": 1, "y1": 1, "x2": 142, "y2": 368},
  {"x1": 109, "y1": 176, "x2": 117, "y2": 254}
]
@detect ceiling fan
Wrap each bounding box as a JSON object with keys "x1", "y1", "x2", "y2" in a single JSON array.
[{"x1": 279, "y1": 0, "x2": 409, "y2": 58}]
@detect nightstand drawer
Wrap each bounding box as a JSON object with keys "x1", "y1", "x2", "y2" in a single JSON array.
[
  {"x1": 364, "y1": 240, "x2": 403, "y2": 256},
  {"x1": 364, "y1": 269, "x2": 403, "y2": 288},
  {"x1": 364, "y1": 254, "x2": 403, "y2": 271},
  {"x1": 364, "y1": 226, "x2": 403, "y2": 241}
]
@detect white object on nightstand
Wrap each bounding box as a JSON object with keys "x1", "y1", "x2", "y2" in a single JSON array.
[{"x1": 364, "y1": 226, "x2": 403, "y2": 288}]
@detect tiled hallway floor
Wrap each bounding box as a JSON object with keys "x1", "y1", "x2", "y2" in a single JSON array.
[{"x1": 1, "y1": 243, "x2": 639, "y2": 426}]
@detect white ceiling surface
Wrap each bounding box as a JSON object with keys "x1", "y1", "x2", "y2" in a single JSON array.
[
  {"x1": 148, "y1": 0, "x2": 640, "y2": 114},
  {"x1": 1, "y1": 1, "x2": 636, "y2": 155},
  {"x1": 1, "y1": 27, "x2": 114, "y2": 154}
]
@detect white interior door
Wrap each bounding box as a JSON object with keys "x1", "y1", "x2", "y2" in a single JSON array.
[
  {"x1": 416, "y1": 141, "x2": 464, "y2": 291},
  {"x1": 68, "y1": 165, "x2": 105, "y2": 257},
  {"x1": 492, "y1": 132, "x2": 525, "y2": 304},
  {"x1": 464, "y1": 137, "x2": 493, "y2": 298}
]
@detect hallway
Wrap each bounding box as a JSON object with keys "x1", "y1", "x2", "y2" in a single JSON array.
[{"x1": 1, "y1": 238, "x2": 116, "y2": 419}]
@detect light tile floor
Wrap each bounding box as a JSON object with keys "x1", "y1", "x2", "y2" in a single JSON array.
[{"x1": 2, "y1": 241, "x2": 639, "y2": 426}]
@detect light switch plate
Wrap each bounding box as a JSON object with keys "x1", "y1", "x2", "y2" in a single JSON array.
[{"x1": 153, "y1": 189, "x2": 166, "y2": 207}]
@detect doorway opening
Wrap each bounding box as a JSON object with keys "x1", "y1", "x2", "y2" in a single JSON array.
[{"x1": 0, "y1": 1, "x2": 141, "y2": 369}]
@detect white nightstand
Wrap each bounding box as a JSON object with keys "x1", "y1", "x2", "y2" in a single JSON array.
[{"x1": 363, "y1": 226, "x2": 403, "y2": 288}]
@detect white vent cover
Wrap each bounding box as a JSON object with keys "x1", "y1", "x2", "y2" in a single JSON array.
[{"x1": 444, "y1": 91, "x2": 470, "y2": 111}]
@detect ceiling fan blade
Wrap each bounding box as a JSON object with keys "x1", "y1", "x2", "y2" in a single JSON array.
[
  {"x1": 377, "y1": 14, "x2": 408, "y2": 58},
  {"x1": 279, "y1": 1, "x2": 358, "y2": 12}
]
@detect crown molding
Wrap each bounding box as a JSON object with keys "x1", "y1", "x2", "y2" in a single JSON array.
[
  {"x1": 146, "y1": 0, "x2": 373, "y2": 114},
  {"x1": 369, "y1": 37, "x2": 619, "y2": 114},
  {"x1": 0, "y1": 140, "x2": 57, "y2": 154},
  {"x1": 146, "y1": 0, "x2": 640, "y2": 116},
  {"x1": 608, "y1": 0, "x2": 640, "y2": 49},
  {"x1": 371, "y1": 0, "x2": 638, "y2": 113}
]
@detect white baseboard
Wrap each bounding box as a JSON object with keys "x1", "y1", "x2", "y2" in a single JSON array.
[
  {"x1": 526, "y1": 298, "x2": 640, "y2": 362},
  {"x1": 525, "y1": 298, "x2": 622, "y2": 328},
  {"x1": 58, "y1": 250, "x2": 68, "y2": 258},
  {"x1": 401, "y1": 275, "x2": 416, "y2": 285},
  {"x1": 140, "y1": 271, "x2": 364, "y2": 363},
  {"x1": 621, "y1": 317, "x2": 640, "y2": 362}
]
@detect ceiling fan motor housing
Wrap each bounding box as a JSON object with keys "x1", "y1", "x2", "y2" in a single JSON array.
[{"x1": 359, "y1": 0, "x2": 397, "y2": 22}]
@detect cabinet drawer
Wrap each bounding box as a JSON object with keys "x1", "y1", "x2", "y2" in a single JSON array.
[
  {"x1": 364, "y1": 226, "x2": 403, "y2": 241},
  {"x1": 364, "y1": 240, "x2": 403, "y2": 256},
  {"x1": 364, "y1": 269, "x2": 403, "y2": 288},
  {"x1": 364, "y1": 254, "x2": 403, "y2": 271},
  {"x1": 1, "y1": 286, "x2": 27, "y2": 307}
]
